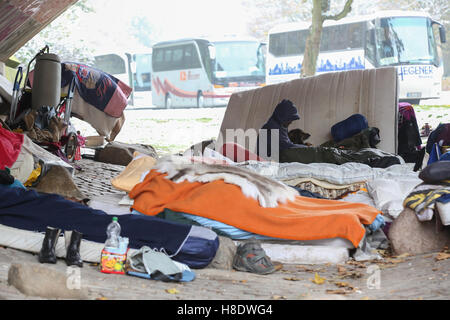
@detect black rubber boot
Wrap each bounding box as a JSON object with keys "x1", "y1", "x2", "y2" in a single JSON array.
[
  {"x1": 65, "y1": 230, "x2": 83, "y2": 267},
  {"x1": 38, "y1": 227, "x2": 61, "y2": 264}
]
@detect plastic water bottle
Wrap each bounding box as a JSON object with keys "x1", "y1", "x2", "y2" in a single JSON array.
[{"x1": 105, "y1": 217, "x2": 121, "y2": 248}]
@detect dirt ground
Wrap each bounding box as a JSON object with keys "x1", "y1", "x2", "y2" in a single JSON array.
[{"x1": 0, "y1": 239, "x2": 449, "y2": 301}]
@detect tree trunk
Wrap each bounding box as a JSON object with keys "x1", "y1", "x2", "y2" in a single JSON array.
[
  {"x1": 300, "y1": 0, "x2": 323, "y2": 77},
  {"x1": 300, "y1": 0, "x2": 353, "y2": 78}
]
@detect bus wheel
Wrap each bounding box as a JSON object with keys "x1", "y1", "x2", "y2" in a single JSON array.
[
  {"x1": 165, "y1": 94, "x2": 172, "y2": 109},
  {"x1": 197, "y1": 92, "x2": 204, "y2": 108}
]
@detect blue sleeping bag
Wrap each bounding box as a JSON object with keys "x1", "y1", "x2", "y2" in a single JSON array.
[
  {"x1": 331, "y1": 114, "x2": 368, "y2": 142},
  {"x1": 0, "y1": 185, "x2": 218, "y2": 269}
]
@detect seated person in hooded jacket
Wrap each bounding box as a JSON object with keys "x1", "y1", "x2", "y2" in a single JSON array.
[
  {"x1": 256, "y1": 99, "x2": 307, "y2": 158},
  {"x1": 256, "y1": 99, "x2": 401, "y2": 168}
]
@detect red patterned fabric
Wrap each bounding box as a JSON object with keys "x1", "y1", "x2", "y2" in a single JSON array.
[
  {"x1": 219, "y1": 142, "x2": 266, "y2": 162},
  {"x1": 0, "y1": 125, "x2": 24, "y2": 170}
]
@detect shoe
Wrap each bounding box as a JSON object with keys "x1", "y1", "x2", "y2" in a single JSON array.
[
  {"x1": 65, "y1": 230, "x2": 83, "y2": 267},
  {"x1": 232, "y1": 238, "x2": 277, "y2": 275},
  {"x1": 38, "y1": 227, "x2": 61, "y2": 264}
]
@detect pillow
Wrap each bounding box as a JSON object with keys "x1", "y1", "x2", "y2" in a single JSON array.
[
  {"x1": 419, "y1": 161, "x2": 450, "y2": 183},
  {"x1": 111, "y1": 152, "x2": 157, "y2": 192},
  {"x1": 366, "y1": 177, "x2": 422, "y2": 219}
]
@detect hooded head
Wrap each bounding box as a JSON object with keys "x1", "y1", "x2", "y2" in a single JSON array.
[{"x1": 270, "y1": 99, "x2": 300, "y2": 127}]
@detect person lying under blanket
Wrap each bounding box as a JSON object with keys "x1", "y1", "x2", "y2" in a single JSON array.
[{"x1": 256, "y1": 99, "x2": 401, "y2": 168}]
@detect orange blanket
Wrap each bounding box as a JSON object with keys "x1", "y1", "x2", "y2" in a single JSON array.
[{"x1": 129, "y1": 170, "x2": 380, "y2": 247}]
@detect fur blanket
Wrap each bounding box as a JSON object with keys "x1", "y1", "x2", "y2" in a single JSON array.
[{"x1": 153, "y1": 156, "x2": 298, "y2": 208}]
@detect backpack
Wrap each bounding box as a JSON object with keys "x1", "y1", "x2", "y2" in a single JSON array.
[{"x1": 397, "y1": 103, "x2": 424, "y2": 170}]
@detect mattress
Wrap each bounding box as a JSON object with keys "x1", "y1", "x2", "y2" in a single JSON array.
[
  {"x1": 0, "y1": 223, "x2": 107, "y2": 263},
  {"x1": 219, "y1": 67, "x2": 398, "y2": 154},
  {"x1": 157, "y1": 209, "x2": 355, "y2": 248}
]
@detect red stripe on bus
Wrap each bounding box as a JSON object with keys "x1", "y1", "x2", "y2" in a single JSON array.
[{"x1": 152, "y1": 77, "x2": 231, "y2": 99}]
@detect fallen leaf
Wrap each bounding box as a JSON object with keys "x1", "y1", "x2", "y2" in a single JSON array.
[
  {"x1": 326, "y1": 289, "x2": 353, "y2": 295},
  {"x1": 336, "y1": 266, "x2": 363, "y2": 279},
  {"x1": 346, "y1": 260, "x2": 366, "y2": 268},
  {"x1": 311, "y1": 272, "x2": 326, "y2": 285},
  {"x1": 394, "y1": 253, "x2": 411, "y2": 259},
  {"x1": 96, "y1": 297, "x2": 108, "y2": 300},
  {"x1": 297, "y1": 266, "x2": 315, "y2": 272},
  {"x1": 337, "y1": 265, "x2": 347, "y2": 274},
  {"x1": 166, "y1": 288, "x2": 180, "y2": 294},
  {"x1": 334, "y1": 281, "x2": 354, "y2": 289},
  {"x1": 283, "y1": 277, "x2": 302, "y2": 281},
  {"x1": 272, "y1": 295, "x2": 287, "y2": 300},
  {"x1": 361, "y1": 296, "x2": 371, "y2": 300},
  {"x1": 436, "y1": 252, "x2": 450, "y2": 261},
  {"x1": 240, "y1": 280, "x2": 247, "y2": 283}
]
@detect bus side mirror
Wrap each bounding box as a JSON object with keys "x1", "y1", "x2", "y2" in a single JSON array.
[
  {"x1": 439, "y1": 25, "x2": 446, "y2": 43},
  {"x1": 130, "y1": 61, "x2": 137, "y2": 73},
  {"x1": 208, "y1": 45, "x2": 216, "y2": 60}
]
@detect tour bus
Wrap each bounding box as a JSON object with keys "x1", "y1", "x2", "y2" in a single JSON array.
[
  {"x1": 151, "y1": 37, "x2": 266, "y2": 108},
  {"x1": 266, "y1": 11, "x2": 447, "y2": 104}
]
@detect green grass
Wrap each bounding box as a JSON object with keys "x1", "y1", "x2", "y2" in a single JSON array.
[
  {"x1": 152, "y1": 143, "x2": 189, "y2": 155},
  {"x1": 414, "y1": 104, "x2": 450, "y2": 110},
  {"x1": 195, "y1": 117, "x2": 213, "y2": 123}
]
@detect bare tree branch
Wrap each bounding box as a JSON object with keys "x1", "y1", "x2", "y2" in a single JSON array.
[{"x1": 322, "y1": 0, "x2": 353, "y2": 21}]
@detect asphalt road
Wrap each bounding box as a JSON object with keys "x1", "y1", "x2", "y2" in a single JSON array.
[{"x1": 420, "y1": 90, "x2": 450, "y2": 106}]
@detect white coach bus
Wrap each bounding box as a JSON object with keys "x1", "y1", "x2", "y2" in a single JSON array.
[
  {"x1": 266, "y1": 11, "x2": 446, "y2": 104},
  {"x1": 151, "y1": 37, "x2": 266, "y2": 108}
]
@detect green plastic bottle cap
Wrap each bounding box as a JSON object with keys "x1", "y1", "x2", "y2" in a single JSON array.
[{"x1": 112, "y1": 217, "x2": 118, "y2": 222}]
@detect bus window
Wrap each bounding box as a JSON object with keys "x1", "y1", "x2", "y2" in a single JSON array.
[
  {"x1": 269, "y1": 31, "x2": 308, "y2": 57},
  {"x1": 94, "y1": 54, "x2": 126, "y2": 75},
  {"x1": 269, "y1": 33, "x2": 284, "y2": 57},
  {"x1": 163, "y1": 49, "x2": 173, "y2": 70},
  {"x1": 287, "y1": 31, "x2": 301, "y2": 55},
  {"x1": 184, "y1": 44, "x2": 201, "y2": 69},
  {"x1": 172, "y1": 46, "x2": 183, "y2": 69},
  {"x1": 348, "y1": 22, "x2": 365, "y2": 49},
  {"x1": 153, "y1": 48, "x2": 164, "y2": 71}
]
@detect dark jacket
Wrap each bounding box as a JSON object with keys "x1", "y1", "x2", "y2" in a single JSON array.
[{"x1": 257, "y1": 99, "x2": 304, "y2": 157}]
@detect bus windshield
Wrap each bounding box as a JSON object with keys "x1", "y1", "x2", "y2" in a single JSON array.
[
  {"x1": 133, "y1": 53, "x2": 152, "y2": 91},
  {"x1": 212, "y1": 41, "x2": 265, "y2": 79},
  {"x1": 376, "y1": 17, "x2": 438, "y2": 66}
]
